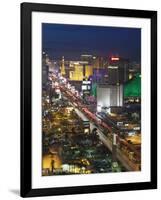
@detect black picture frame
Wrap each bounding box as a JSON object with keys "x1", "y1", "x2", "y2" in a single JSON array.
[{"x1": 21, "y1": 2, "x2": 157, "y2": 197}]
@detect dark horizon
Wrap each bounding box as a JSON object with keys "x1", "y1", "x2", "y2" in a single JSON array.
[{"x1": 42, "y1": 23, "x2": 141, "y2": 63}]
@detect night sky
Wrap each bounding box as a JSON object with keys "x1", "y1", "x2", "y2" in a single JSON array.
[{"x1": 42, "y1": 23, "x2": 141, "y2": 62}]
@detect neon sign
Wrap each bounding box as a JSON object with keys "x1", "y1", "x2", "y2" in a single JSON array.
[{"x1": 111, "y1": 57, "x2": 120, "y2": 61}]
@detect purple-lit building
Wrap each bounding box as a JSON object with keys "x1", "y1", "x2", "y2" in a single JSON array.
[{"x1": 92, "y1": 68, "x2": 108, "y2": 83}]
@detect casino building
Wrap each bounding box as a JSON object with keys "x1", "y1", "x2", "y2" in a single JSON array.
[
  {"x1": 97, "y1": 84, "x2": 123, "y2": 112},
  {"x1": 124, "y1": 73, "x2": 141, "y2": 104}
]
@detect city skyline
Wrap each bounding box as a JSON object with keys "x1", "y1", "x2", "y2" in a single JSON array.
[
  {"x1": 42, "y1": 23, "x2": 141, "y2": 176},
  {"x1": 42, "y1": 23, "x2": 141, "y2": 62}
]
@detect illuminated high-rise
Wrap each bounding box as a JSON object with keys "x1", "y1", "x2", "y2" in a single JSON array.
[
  {"x1": 108, "y1": 57, "x2": 129, "y2": 85},
  {"x1": 69, "y1": 61, "x2": 93, "y2": 81},
  {"x1": 97, "y1": 84, "x2": 123, "y2": 112}
]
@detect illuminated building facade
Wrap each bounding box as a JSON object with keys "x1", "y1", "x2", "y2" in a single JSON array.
[
  {"x1": 85, "y1": 65, "x2": 93, "y2": 78},
  {"x1": 93, "y1": 56, "x2": 102, "y2": 69},
  {"x1": 82, "y1": 79, "x2": 92, "y2": 98},
  {"x1": 69, "y1": 61, "x2": 93, "y2": 81},
  {"x1": 128, "y1": 62, "x2": 141, "y2": 80},
  {"x1": 69, "y1": 63, "x2": 83, "y2": 81},
  {"x1": 124, "y1": 73, "x2": 141, "y2": 104},
  {"x1": 92, "y1": 68, "x2": 108, "y2": 83},
  {"x1": 97, "y1": 84, "x2": 123, "y2": 112}
]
